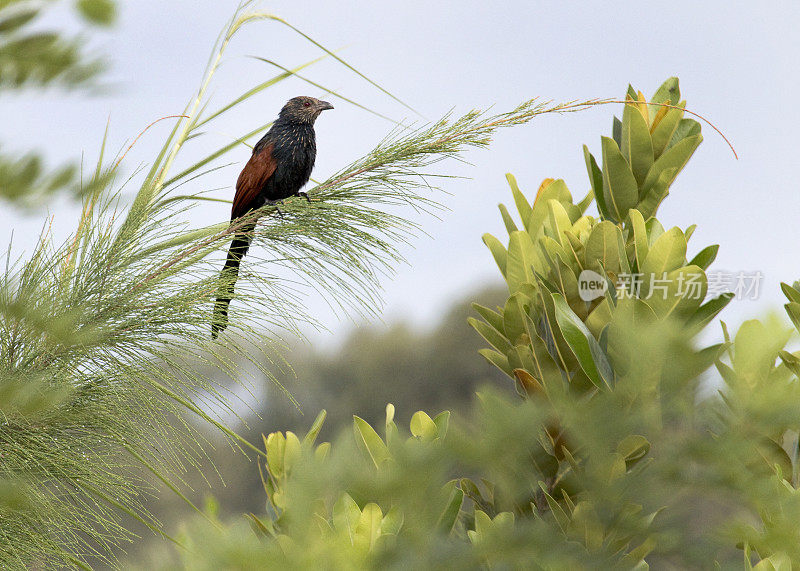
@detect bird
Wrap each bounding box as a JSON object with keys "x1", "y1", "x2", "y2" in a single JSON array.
[{"x1": 211, "y1": 95, "x2": 334, "y2": 338}]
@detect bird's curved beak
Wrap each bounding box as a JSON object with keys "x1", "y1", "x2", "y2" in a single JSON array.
[{"x1": 318, "y1": 100, "x2": 334, "y2": 111}]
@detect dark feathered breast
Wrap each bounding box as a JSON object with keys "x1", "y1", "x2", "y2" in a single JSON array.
[{"x1": 230, "y1": 122, "x2": 316, "y2": 220}]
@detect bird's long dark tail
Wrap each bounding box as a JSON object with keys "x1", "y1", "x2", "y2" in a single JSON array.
[{"x1": 212, "y1": 225, "x2": 254, "y2": 338}]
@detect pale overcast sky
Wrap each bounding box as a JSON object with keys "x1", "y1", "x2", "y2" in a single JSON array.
[{"x1": 3, "y1": 0, "x2": 799, "y2": 345}]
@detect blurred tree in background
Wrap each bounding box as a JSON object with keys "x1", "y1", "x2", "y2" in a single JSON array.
[
  {"x1": 0, "y1": 0, "x2": 116, "y2": 207},
  {"x1": 252, "y1": 284, "x2": 508, "y2": 437}
]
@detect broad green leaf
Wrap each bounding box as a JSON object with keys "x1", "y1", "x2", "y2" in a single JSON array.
[
  {"x1": 552, "y1": 293, "x2": 613, "y2": 389},
  {"x1": 468, "y1": 317, "x2": 513, "y2": 354},
  {"x1": 0, "y1": 10, "x2": 38, "y2": 35},
  {"x1": 563, "y1": 230, "x2": 586, "y2": 272},
  {"x1": 460, "y1": 479, "x2": 484, "y2": 506},
  {"x1": 538, "y1": 283, "x2": 580, "y2": 372},
  {"x1": 778, "y1": 351, "x2": 800, "y2": 377},
  {"x1": 315, "y1": 442, "x2": 330, "y2": 462},
  {"x1": 354, "y1": 503, "x2": 383, "y2": 551},
  {"x1": 576, "y1": 189, "x2": 594, "y2": 214},
  {"x1": 437, "y1": 482, "x2": 464, "y2": 534},
  {"x1": 534, "y1": 178, "x2": 572, "y2": 204},
  {"x1": 282, "y1": 432, "x2": 302, "y2": 473},
  {"x1": 606, "y1": 297, "x2": 657, "y2": 375},
  {"x1": 756, "y1": 438, "x2": 793, "y2": 482},
  {"x1": 492, "y1": 511, "x2": 515, "y2": 533},
  {"x1": 688, "y1": 244, "x2": 718, "y2": 270},
  {"x1": 645, "y1": 265, "x2": 707, "y2": 321},
  {"x1": 509, "y1": 346, "x2": 541, "y2": 382},
  {"x1": 572, "y1": 215, "x2": 594, "y2": 238},
  {"x1": 556, "y1": 255, "x2": 581, "y2": 308},
  {"x1": 539, "y1": 483, "x2": 570, "y2": 532},
  {"x1": 640, "y1": 134, "x2": 702, "y2": 198},
  {"x1": 640, "y1": 227, "x2": 687, "y2": 297},
  {"x1": 333, "y1": 493, "x2": 361, "y2": 543},
  {"x1": 385, "y1": 404, "x2": 399, "y2": 445},
  {"x1": 547, "y1": 199, "x2": 573, "y2": 247},
  {"x1": 472, "y1": 303, "x2": 506, "y2": 336},
  {"x1": 381, "y1": 505, "x2": 404, "y2": 536},
  {"x1": 303, "y1": 410, "x2": 327, "y2": 447},
  {"x1": 621, "y1": 537, "x2": 657, "y2": 568},
  {"x1": 478, "y1": 348, "x2": 513, "y2": 377},
  {"x1": 468, "y1": 509, "x2": 492, "y2": 544},
  {"x1": 586, "y1": 298, "x2": 612, "y2": 339},
  {"x1": 615, "y1": 221, "x2": 631, "y2": 274},
  {"x1": 612, "y1": 116, "x2": 622, "y2": 147},
  {"x1": 786, "y1": 302, "x2": 800, "y2": 332},
  {"x1": 584, "y1": 146, "x2": 610, "y2": 220},
  {"x1": 570, "y1": 501, "x2": 604, "y2": 550},
  {"x1": 753, "y1": 553, "x2": 793, "y2": 571},
  {"x1": 247, "y1": 513, "x2": 273, "y2": 538},
  {"x1": 353, "y1": 416, "x2": 390, "y2": 468},
  {"x1": 637, "y1": 167, "x2": 678, "y2": 219},
  {"x1": 474, "y1": 509, "x2": 492, "y2": 535},
  {"x1": 410, "y1": 411, "x2": 438, "y2": 441},
  {"x1": 528, "y1": 178, "x2": 572, "y2": 236},
  {"x1": 684, "y1": 223, "x2": 697, "y2": 242},
  {"x1": 564, "y1": 201, "x2": 583, "y2": 223},
  {"x1": 76, "y1": 0, "x2": 116, "y2": 25},
  {"x1": 482, "y1": 233, "x2": 507, "y2": 278},
  {"x1": 621, "y1": 102, "x2": 654, "y2": 186},
  {"x1": 529, "y1": 339, "x2": 565, "y2": 394},
  {"x1": 617, "y1": 435, "x2": 651, "y2": 465},
  {"x1": 715, "y1": 360, "x2": 738, "y2": 387},
  {"x1": 628, "y1": 208, "x2": 649, "y2": 270},
  {"x1": 506, "y1": 173, "x2": 531, "y2": 230},
  {"x1": 506, "y1": 230, "x2": 538, "y2": 292},
  {"x1": 688, "y1": 293, "x2": 734, "y2": 333},
  {"x1": 498, "y1": 203, "x2": 518, "y2": 234},
  {"x1": 265, "y1": 432, "x2": 286, "y2": 478},
  {"x1": 601, "y1": 136, "x2": 639, "y2": 221},
  {"x1": 732, "y1": 320, "x2": 792, "y2": 388},
  {"x1": 668, "y1": 118, "x2": 701, "y2": 150},
  {"x1": 503, "y1": 293, "x2": 529, "y2": 344},
  {"x1": 645, "y1": 218, "x2": 665, "y2": 245},
  {"x1": 585, "y1": 220, "x2": 623, "y2": 275},
  {"x1": 544, "y1": 253, "x2": 582, "y2": 317},
  {"x1": 649, "y1": 77, "x2": 680, "y2": 122},
  {"x1": 650, "y1": 102, "x2": 685, "y2": 158},
  {"x1": 513, "y1": 368, "x2": 544, "y2": 397},
  {"x1": 780, "y1": 282, "x2": 800, "y2": 304},
  {"x1": 433, "y1": 411, "x2": 450, "y2": 439},
  {"x1": 542, "y1": 235, "x2": 570, "y2": 269}
]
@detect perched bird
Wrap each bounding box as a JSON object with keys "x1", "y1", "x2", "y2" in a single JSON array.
[{"x1": 211, "y1": 95, "x2": 334, "y2": 338}]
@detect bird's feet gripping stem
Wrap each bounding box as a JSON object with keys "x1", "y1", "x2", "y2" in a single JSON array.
[{"x1": 266, "y1": 199, "x2": 285, "y2": 218}]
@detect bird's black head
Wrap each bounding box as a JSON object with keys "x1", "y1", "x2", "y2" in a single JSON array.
[{"x1": 277, "y1": 96, "x2": 334, "y2": 125}]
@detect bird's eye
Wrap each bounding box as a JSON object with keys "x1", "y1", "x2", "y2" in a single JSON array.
[{"x1": 303, "y1": 101, "x2": 312, "y2": 107}]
